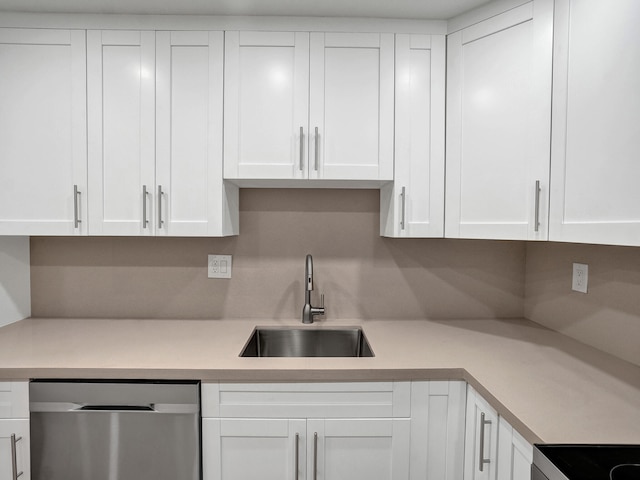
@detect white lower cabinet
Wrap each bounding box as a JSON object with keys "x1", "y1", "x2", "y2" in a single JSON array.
[
  {"x1": 464, "y1": 386, "x2": 499, "y2": 480},
  {"x1": 203, "y1": 418, "x2": 305, "y2": 480},
  {"x1": 497, "y1": 417, "x2": 533, "y2": 480},
  {"x1": 411, "y1": 381, "x2": 466, "y2": 480},
  {"x1": 464, "y1": 386, "x2": 532, "y2": 480},
  {"x1": 0, "y1": 382, "x2": 30, "y2": 480},
  {"x1": 203, "y1": 417, "x2": 409, "y2": 480},
  {"x1": 202, "y1": 381, "x2": 465, "y2": 480}
]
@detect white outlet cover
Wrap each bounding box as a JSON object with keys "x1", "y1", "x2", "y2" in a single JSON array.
[
  {"x1": 572, "y1": 263, "x2": 588, "y2": 293},
  {"x1": 208, "y1": 254, "x2": 232, "y2": 279}
]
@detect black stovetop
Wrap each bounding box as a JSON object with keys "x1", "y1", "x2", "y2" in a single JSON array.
[{"x1": 537, "y1": 445, "x2": 640, "y2": 480}]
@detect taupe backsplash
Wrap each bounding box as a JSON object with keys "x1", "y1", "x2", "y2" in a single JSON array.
[
  {"x1": 525, "y1": 241, "x2": 640, "y2": 367},
  {"x1": 30, "y1": 189, "x2": 525, "y2": 320}
]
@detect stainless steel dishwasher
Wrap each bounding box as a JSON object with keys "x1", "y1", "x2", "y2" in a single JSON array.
[{"x1": 29, "y1": 380, "x2": 200, "y2": 480}]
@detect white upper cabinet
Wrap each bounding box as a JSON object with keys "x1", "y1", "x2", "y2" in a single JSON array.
[
  {"x1": 380, "y1": 34, "x2": 446, "y2": 238},
  {"x1": 445, "y1": 0, "x2": 553, "y2": 240},
  {"x1": 88, "y1": 30, "x2": 237, "y2": 237},
  {"x1": 0, "y1": 28, "x2": 87, "y2": 235},
  {"x1": 87, "y1": 30, "x2": 156, "y2": 236},
  {"x1": 155, "y1": 31, "x2": 238, "y2": 236},
  {"x1": 549, "y1": 0, "x2": 640, "y2": 246},
  {"x1": 224, "y1": 31, "x2": 310, "y2": 180},
  {"x1": 223, "y1": 31, "x2": 394, "y2": 184},
  {"x1": 309, "y1": 33, "x2": 394, "y2": 182}
]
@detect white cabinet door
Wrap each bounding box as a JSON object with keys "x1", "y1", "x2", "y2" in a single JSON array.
[
  {"x1": 0, "y1": 382, "x2": 29, "y2": 480},
  {"x1": 464, "y1": 386, "x2": 499, "y2": 480},
  {"x1": 224, "y1": 31, "x2": 310, "y2": 180},
  {"x1": 0, "y1": 28, "x2": 87, "y2": 235},
  {"x1": 549, "y1": 0, "x2": 640, "y2": 246},
  {"x1": 156, "y1": 31, "x2": 238, "y2": 236},
  {"x1": 309, "y1": 33, "x2": 394, "y2": 181},
  {"x1": 203, "y1": 418, "x2": 306, "y2": 480},
  {"x1": 497, "y1": 417, "x2": 532, "y2": 480},
  {"x1": 410, "y1": 381, "x2": 466, "y2": 480},
  {"x1": 87, "y1": 30, "x2": 156, "y2": 236},
  {"x1": 224, "y1": 31, "x2": 393, "y2": 183},
  {"x1": 446, "y1": 0, "x2": 553, "y2": 240},
  {"x1": 0, "y1": 382, "x2": 29, "y2": 419},
  {"x1": 380, "y1": 34, "x2": 446, "y2": 238},
  {"x1": 0, "y1": 419, "x2": 30, "y2": 480},
  {"x1": 308, "y1": 418, "x2": 410, "y2": 480}
]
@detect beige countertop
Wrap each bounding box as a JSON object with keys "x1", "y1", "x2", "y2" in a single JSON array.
[{"x1": 0, "y1": 317, "x2": 638, "y2": 445}]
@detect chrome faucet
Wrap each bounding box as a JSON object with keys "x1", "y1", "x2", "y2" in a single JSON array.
[{"x1": 302, "y1": 254, "x2": 325, "y2": 324}]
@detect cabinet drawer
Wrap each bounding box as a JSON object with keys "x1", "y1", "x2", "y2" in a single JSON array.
[
  {"x1": 0, "y1": 382, "x2": 28, "y2": 418},
  {"x1": 202, "y1": 382, "x2": 410, "y2": 418}
]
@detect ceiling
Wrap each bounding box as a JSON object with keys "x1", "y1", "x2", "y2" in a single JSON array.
[{"x1": 0, "y1": 0, "x2": 493, "y2": 20}]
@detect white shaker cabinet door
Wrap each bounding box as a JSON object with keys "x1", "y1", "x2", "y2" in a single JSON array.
[
  {"x1": 464, "y1": 386, "x2": 499, "y2": 480},
  {"x1": 224, "y1": 31, "x2": 310, "y2": 180},
  {"x1": 87, "y1": 30, "x2": 156, "y2": 236},
  {"x1": 307, "y1": 418, "x2": 410, "y2": 480},
  {"x1": 203, "y1": 418, "x2": 306, "y2": 480},
  {"x1": 380, "y1": 34, "x2": 446, "y2": 238},
  {"x1": 549, "y1": 0, "x2": 640, "y2": 246},
  {"x1": 446, "y1": 0, "x2": 553, "y2": 240},
  {"x1": 309, "y1": 33, "x2": 394, "y2": 181},
  {"x1": 497, "y1": 416, "x2": 533, "y2": 480},
  {"x1": 409, "y1": 381, "x2": 466, "y2": 480},
  {"x1": 156, "y1": 31, "x2": 238, "y2": 236},
  {"x1": 0, "y1": 28, "x2": 87, "y2": 235},
  {"x1": 0, "y1": 419, "x2": 30, "y2": 480}
]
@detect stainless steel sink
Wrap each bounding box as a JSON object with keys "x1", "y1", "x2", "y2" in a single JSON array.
[{"x1": 240, "y1": 327, "x2": 374, "y2": 357}]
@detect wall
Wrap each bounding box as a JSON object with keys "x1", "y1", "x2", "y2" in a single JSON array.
[
  {"x1": 525, "y1": 242, "x2": 640, "y2": 367},
  {"x1": 30, "y1": 189, "x2": 525, "y2": 320},
  {"x1": 0, "y1": 236, "x2": 31, "y2": 327}
]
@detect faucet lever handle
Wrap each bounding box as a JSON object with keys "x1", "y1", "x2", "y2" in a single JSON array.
[{"x1": 320, "y1": 294, "x2": 324, "y2": 308}]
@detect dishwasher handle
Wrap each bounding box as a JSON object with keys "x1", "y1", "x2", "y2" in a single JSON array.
[
  {"x1": 31, "y1": 402, "x2": 198, "y2": 414},
  {"x1": 78, "y1": 404, "x2": 155, "y2": 411}
]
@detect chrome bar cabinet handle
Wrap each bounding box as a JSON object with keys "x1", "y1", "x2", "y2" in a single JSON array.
[
  {"x1": 314, "y1": 127, "x2": 319, "y2": 171},
  {"x1": 313, "y1": 432, "x2": 318, "y2": 480},
  {"x1": 534, "y1": 180, "x2": 541, "y2": 232},
  {"x1": 479, "y1": 412, "x2": 491, "y2": 472},
  {"x1": 299, "y1": 127, "x2": 304, "y2": 171},
  {"x1": 294, "y1": 433, "x2": 299, "y2": 480},
  {"x1": 11, "y1": 434, "x2": 23, "y2": 480},
  {"x1": 73, "y1": 185, "x2": 81, "y2": 229},
  {"x1": 400, "y1": 186, "x2": 406, "y2": 230},
  {"x1": 157, "y1": 185, "x2": 164, "y2": 229},
  {"x1": 142, "y1": 185, "x2": 149, "y2": 228}
]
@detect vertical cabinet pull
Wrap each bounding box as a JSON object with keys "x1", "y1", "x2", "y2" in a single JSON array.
[
  {"x1": 313, "y1": 432, "x2": 318, "y2": 480},
  {"x1": 479, "y1": 412, "x2": 491, "y2": 472},
  {"x1": 142, "y1": 185, "x2": 149, "y2": 229},
  {"x1": 314, "y1": 127, "x2": 319, "y2": 171},
  {"x1": 73, "y1": 185, "x2": 81, "y2": 229},
  {"x1": 534, "y1": 180, "x2": 541, "y2": 232},
  {"x1": 299, "y1": 127, "x2": 304, "y2": 171},
  {"x1": 400, "y1": 186, "x2": 406, "y2": 230},
  {"x1": 294, "y1": 433, "x2": 299, "y2": 480},
  {"x1": 11, "y1": 434, "x2": 23, "y2": 480},
  {"x1": 157, "y1": 185, "x2": 164, "y2": 229}
]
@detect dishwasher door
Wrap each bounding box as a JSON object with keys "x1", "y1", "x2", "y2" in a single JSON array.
[{"x1": 30, "y1": 380, "x2": 200, "y2": 480}]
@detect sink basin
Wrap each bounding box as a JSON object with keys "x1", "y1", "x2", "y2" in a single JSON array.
[{"x1": 240, "y1": 327, "x2": 374, "y2": 357}]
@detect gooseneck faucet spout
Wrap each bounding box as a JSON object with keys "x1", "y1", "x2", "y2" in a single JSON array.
[{"x1": 302, "y1": 254, "x2": 325, "y2": 324}]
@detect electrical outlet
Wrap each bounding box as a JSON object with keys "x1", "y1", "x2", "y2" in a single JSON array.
[
  {"x1": 208, "y1": 254, "x2": 232, "y2": 279},
  {"x1": 572, "y1": 263, "x2": 588, "y2": 293}
]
